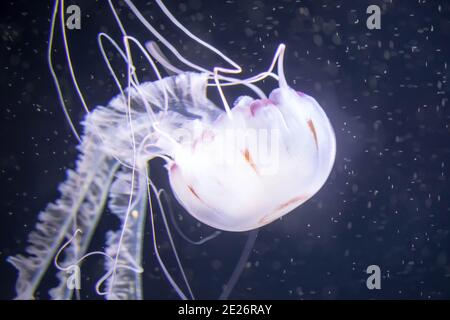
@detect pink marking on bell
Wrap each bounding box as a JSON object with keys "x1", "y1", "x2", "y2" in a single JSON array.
[
  {"x1": 268, "y1": 88, "x2": 281, "y2": 104},
  {"x1": 249, "y1": 98, "x2": 274, "y2": 116},
  {"x1": 297, "y1": 91, "x2": 305, "y2": 97}
]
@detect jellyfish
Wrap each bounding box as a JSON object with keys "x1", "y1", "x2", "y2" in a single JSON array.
[{"x1": 8, "y1": 0, "x2": 336, "y2": 300}]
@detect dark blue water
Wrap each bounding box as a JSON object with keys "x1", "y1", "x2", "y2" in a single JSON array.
[{"x1": 1, "y1": 0, "x2": 449, "y2": 299}]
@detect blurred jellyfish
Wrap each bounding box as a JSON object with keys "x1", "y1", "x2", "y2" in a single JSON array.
[{"x1": 8, "y1": 0, "x2": 336, "y2": 300}]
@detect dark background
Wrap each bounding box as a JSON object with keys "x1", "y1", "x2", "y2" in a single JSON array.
[{"x1": 1, "y1": 0, "x2": 449, "y2": 299}]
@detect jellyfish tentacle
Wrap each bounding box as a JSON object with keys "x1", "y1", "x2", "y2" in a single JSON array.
[
  {"x1": 145, "y1": 173, "x2": 191, "y2": 300},
  {"x1": 104, "y1": 2, "x2": 172, "y2": 116},
  {"x1": 276, "y1": 44, "x2": 288, "y2": 89},
  {"x1": 48, "y1": 0, "x2": 80, "y2": 142},
  {"x1": 210, "y1": 43, "x2": 287, "y2": 118},
  {"x1": 149, "y1": 178, "x2": 195, "y2": 300},
  {"x1": 96, "y1": 18, "x2": 184, "y2": 297},
  {"x1": 53, "y1": 229, "x2": 112, "y2": 271},
  {"x1": 102, "y1": 168, "x2": 148, "y2": 300},
  {"x1": 214, "y1": 67, "x2": 234, "y2": 119},
  {"x1": 7, "y1": 126, "x2": 120, "y2": 299},
  {"x1": 151, "y1": 0, "x2": 240, "y2": 118},
  {"x1": 51, "y1": 0, "x2": 138, "y2": 170},
  {"x1": 51, "y1": 1, "x2": 134, "y2": 170},
  {"x1": 238, "y1": 43, "x2": 286, "y2": 86},
  {"x1": 59, "y1": 0, "x2": 90, "y2": 114},
  {"x1": 115, "y1": 0, "x2": 290, "y2": 103},
  {"x1": 118, "y1": 0, "x2": 210, "y2": 75},
  {"x1": 144, "y1": 37, "x2": 267, "y2": 99},
  {"x1": 154, "y1": 0, "x2": 241, "y2": 74},
  {"x1": 97, "y1": 33, "x2": 129, "y2": 97},
  {"x1": 214, "y1": 43, "x2": 286, "y2": 89},
  {"x1": 85, "y1": 161, "x2": 164, "y2": 300},
  {"x1": 145, "y1": 41, "x2": 184, "y2": 75},
  {"x1": 105, "y1": 49, "x2": 142, "y2": 298},
  {"x1": 48, "y1": 158, "x2": 120, "y2": 300},
  {"x1": 153, "y1": 0, "x2": 289, "y2": 92},
  {"x1": 123, "y1": 0, "x2": 241, "y2": 82},
  {"x1": 219, "y1": 230, "x2": 258, "y2": 300},
  {"x1": 53, "y1": 229, "x2": 144, "y2": 278},
  {"x1": 122, "y1": 35, "x2": 165, "y2": 117},
  {"x1": 101, "y1": 6, "x2": 160, "y2": 117},
  {"x1": 98, "y1": 33, "x2": 165, "y2": 121},
  {"x1": 162, "y1": 190, "x2": 222, "y2": 246},
  {"x1": 119, "y1": 0, "x2": 277, "y2": 105},
  {"x1": 208, "y1": 79, "x2": 268, "y2": 100}
]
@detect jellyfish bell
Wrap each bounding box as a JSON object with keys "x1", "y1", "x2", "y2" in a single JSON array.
[
  {"x1": 167, "y1": 81, "x2": 336, "y2": 232},
  {"x1": 106, "y1": 67, "x2": 336, "y2": 233}
]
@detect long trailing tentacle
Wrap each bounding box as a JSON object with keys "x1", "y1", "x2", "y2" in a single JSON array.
[
  {"x1": 48, "y1": 0, "x2": 80, "y2": 142},
  {"x1": 50, "y1": 0, "x2": 139, "y2": 171},
  {"x1": 104, "y1": 31, "x2": 141, "y2": 298},
  {"x1": 7, "y1": 115, "x2": 120, "y2": 300},
  {"x1": 59, "y1": 0, "x2": 90, "y2": 114},
  {"x1": 145, "y1": 172, "x2": 190, "y2": 300},
  {"x1": 101, "y1": 167, "x2": 148, "y2": 299},
  {"x1": 219, "y1": 230, "x2": 258, "y2": 300},
  {"x1": 149, "y1": 175, "x2": 195, "y2": 299},
  {"x1": 98, "y1": 3, "x2": 167, "y2": 298}
]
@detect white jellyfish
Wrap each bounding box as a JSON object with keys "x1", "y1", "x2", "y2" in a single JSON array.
[
  {"x1": 8, "y1": 0, "x2": 336, "y2": 300},
  {"x1": 168, "y1": 80, "x2": 336, "y2": 232}
]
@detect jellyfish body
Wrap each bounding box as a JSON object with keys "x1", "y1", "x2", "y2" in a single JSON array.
[
  {"x1": 168, "y1": 85, "x2": 336, "y2": 232},
  {"x1": 9, "y1": 0, "x2": 337, "y2": 300}
]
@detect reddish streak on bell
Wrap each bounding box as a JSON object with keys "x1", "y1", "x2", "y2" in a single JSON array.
[
  {"x1": 259, "y1": 214, "x2": 273, "y2": 225},
  {"x1": 250, "y1": 98, "x2": 274, "y2": 116},
  {"x1": 242, "y1": 148, "x2": 260, "y2": 175},
  {"x1": 307, "y1": 119, "x2": 319, "y2": 150},
  {"x1": 188, "y1": 185, "x2": 201, "y2": 201},
  {"x1": 275, "y1": 194, "x2": 308, "y2": 211},
  {"x1": 187, "y1": 184, "x2": 215, "y2": 210}
]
